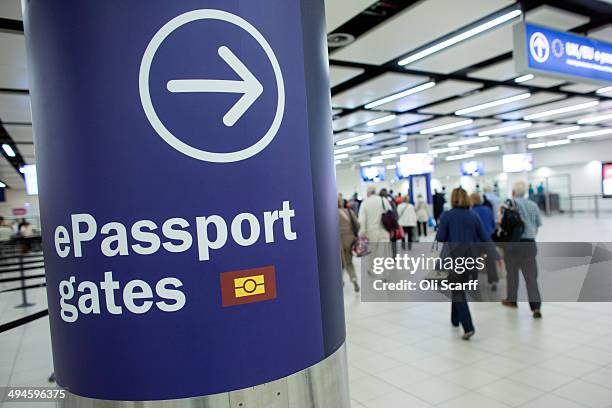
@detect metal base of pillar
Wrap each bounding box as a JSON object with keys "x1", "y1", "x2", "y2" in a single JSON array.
[{"x1": 60, "y1": 343, "x2": 350, "y2": 408}]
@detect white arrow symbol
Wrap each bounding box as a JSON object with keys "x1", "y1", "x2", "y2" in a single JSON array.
[
  {"x1": 167, "y1": 45, "x2": 264, "y2": 127},
  {"x1": 533, "y1": 37, "x2": 546, "y2": 57}
]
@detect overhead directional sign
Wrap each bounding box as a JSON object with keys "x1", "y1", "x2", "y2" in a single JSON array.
[
  {"x1": 23, "y1": 0, "x2": 345, "y2": 402},
  {"x1": 514, "y1": 22, "x2": 612, "y2": 84}
]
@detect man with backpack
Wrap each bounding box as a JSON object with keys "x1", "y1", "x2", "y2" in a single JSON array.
[{"x1": 501, "y1": 180, "x2": 543, "y2": 319}]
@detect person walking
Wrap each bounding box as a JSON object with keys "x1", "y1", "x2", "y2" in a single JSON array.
[
  {"x1": 358, "y1": 186, "x2": 392, "y2": 276},
  {"x1": 502, "y1": 180, "x2": 543, "y2": 319},
  {"x1": 397, "y1": 196, "x2": 417, "y2": 251},
  {"x1": 470, "y1": 192, "x2": 499, "y2": 290},
  {"x1": 338, "y1": 197, "x2": 360, "y2": 293},
  {"x1": 432, "y1": 189, "x2": 446, "y2": 227},
  {"x1": 436, "y1": 188, "x2": 502, "y2": 340},
  {"x1": 415, "y1": 195, "x2": 430, "y2": 237},
  {"x1": 482, "y1": 184, "x2": 500, "y2": 219}
]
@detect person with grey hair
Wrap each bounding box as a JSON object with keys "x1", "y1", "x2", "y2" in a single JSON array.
[
  {"x1": 502, "y1": 180, "x2": 543, "y2": 318},
  {"x1": 358, "y1": 185, "x2": 392, "y2": 276}
]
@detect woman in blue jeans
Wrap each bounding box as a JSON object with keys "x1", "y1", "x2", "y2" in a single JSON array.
[{"x1": 436, "y1": 188, "x2": 502, "y2": 340}]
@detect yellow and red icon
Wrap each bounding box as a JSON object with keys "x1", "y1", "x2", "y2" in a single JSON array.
[{"x1": 220, "y1": 265, "x2": 277, "y2": 307}]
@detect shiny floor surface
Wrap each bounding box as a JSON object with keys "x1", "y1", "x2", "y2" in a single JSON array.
[{"x1": 1, "y1": 214, "x2": 612, "y2": 407}]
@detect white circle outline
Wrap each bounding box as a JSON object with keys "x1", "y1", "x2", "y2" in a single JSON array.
[
  {"x1": 529, "y1": 32, "x2": 550, "y2": 64},
  {"x1": 139, "y1": 9, "x2": 285, "y2": 163}
]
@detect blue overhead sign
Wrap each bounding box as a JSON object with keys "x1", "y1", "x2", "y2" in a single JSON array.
[
  {"x1": 514, "y1": 22, "x2": 612, "y2": 84},
  {"x1": 23, "y1": 0, "x2": 345, "y2": 401}
]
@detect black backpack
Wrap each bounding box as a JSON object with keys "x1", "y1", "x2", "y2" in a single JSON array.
[{"x1": 495, "y1": 199, "x2": 524, "y2": 242}]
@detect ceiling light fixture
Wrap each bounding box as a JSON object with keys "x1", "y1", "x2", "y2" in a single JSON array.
[
  {"x1": 2, "y1": 144, "x2": 15, "y2": 158},
  {"x1": 364, "y1": 82, "x2": 436, "y2": 109},
  {"x1": 567, "y1": 128, "x2": 612, "y2": 140},
  {"x1": 478, "y1": 122, "x2": 532, "y2": 136},
  {"x1": 526, "y1": 125, "x2": 581, "y2": 139},
  {"x1": 446, "y1": 153, "x2": 474, "y2": 161},
  {"x1": 366, "y1": 114, "x2": 397, "y2": 127},
  {"x1": 523, "y1": 100, "x2": 600, "y2": 120},
  {"x1": 381, "y1": 146, "x2": 408, "y2": 155},
  {"x1": 386, "y1": 165, "x2": 397, "y2": 170},
  {"x1": 528, "y1": 139, "x2": 571, "y2": 149},
  {"x1": 334, "y1": 153, "x2": 349, "y2": 160},
  {"x1": 595, "y1": 86, "x2": 612, "y2": 94},
  {"x1": 360, "y1": 159, "x2": 383, "y2": 167},
  {"x1": 336, "y1": 132, "x2": 374, "y2": 146},
  {"x1": 398, "y1": 9, "x2": 522, "y2": 66},
  {"x1": 467, "y1": 146, "x2": 500, "y2": 155},
  {"x1": 577, "y1": 113, "x2": 612, "y2": 124},
  {"x1": 333, "y1": 145, "x2": 359, "y2": 155},
  {"x1": 420, "y1": 119, "x2": 473, "y2": 135},
  {"x1": 429, "y1": 146, "x2": 460, "y2": 155},
  {"x1": 448, "y1": 136, "x2": 490, "y2": 147},
  {"x1": 0, "y1": 181, "x2": 5, "y2": 188},
  {"x1": 455, "y1": 93, "x2": 531, "y2": 116},
  {"x1": 514, "y1": 74, "x2": 534, "y2": 83}
]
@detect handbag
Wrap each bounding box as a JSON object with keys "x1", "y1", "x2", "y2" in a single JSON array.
[
  {"x1": 391, "y1": 225, "x2": 405, "y2": 241},
  {"x1": 351, "y1": 235, "x2": 370, "y2": 257},
  {"x1": 380, "y1": 198, "x2": 399, "y2": 232}
]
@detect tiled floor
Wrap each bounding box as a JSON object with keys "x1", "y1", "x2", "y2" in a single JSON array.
[{"x1": 1, "y1": 215, "x2": 612, "y2": 407}]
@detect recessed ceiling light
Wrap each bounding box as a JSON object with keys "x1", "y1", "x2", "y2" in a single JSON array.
[
  {"x1": 577, "y1": 113, "x2": 612, "y2": 124},
  {"x1": 514, "y1": 74, "x2": 534, "y2": 83},
  {"x1": 446, "y1": 153, "x2": 474, "y2": 161},
  {"x1": 527, "y1": 142, "x2": 547, "y2": 149},
  {"x1": 528, "y1": 139, "x2": 571, "y2": 149},
  {"x1": 547, "y1": 139, "x2": 571, "y2": 147},
  {"x1": 386, "y1": 165, "x2": 397, "y2": 170},
  {"x1": 467, "y1": 146, "x2": 500, "y2": 155},
  {"x1": 429, "y1": 146, "x2": 460, "y2": 155},
  {"x1": 595, "y1": 86, "x2": 612, "y2": 94},
  {"x1": 333, "y1": 145, "x2": 359, "y2": 155},
  {"x1": 420, "y1": 119, "x2": 473, "y2": 135},
  {"x1": 360, "y1": 159, "x2": 383, "y2": 167},
  {"x1": 366, "y1": 114, "x2": 396, "y2": 127},
  {"x1": 381, "y1": 146, "x2": 408, "y2": 155},
  {"x1": 398, "y1": 9, "x2": 522, "y2": 66},
  {"x1": 334, "y1": 160, "x2": 342, "y2": 165},
  {"x1": 448, "y1": 136, "x2": 490, "y2": 147},
  {"x1": 523, "y1": 100, "x2": 600, "y2": 120},
  {"x1": 567, "y1": 128, "x2": 612, "y2": 140},
  {"x1": 455, "y1": 93, "x2": 531, "y2": 116},
  {"x1": 336, "y1": 133, "x2": 374, "y2": 146},
  {"x1": 334, "y1": 153, "x2": 349, "y2": 160},
  {"x1": 2, "y1": 144, "x2": 15, "y2": 158},
  {"x1": 478, "y1": 122, "x2": 532, "y2": 136},
  {"x1": 526, "y1": 126, "x2": 581, "y2": 139},
  {"x1": 364, "y1": 82, "x2": 436, "y2": 109}
]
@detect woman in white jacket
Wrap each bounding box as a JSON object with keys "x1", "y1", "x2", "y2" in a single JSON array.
[{"x1": 396, "y1": 196, "x2": 417, "y2": 250}]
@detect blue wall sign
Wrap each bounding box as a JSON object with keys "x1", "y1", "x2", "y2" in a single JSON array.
[
  {"x1": 514, "y1": 22, "x2": 612, "y2": 84},
  {"x1": 23, "y1": 0, "x2": 344, "y2": 401}
]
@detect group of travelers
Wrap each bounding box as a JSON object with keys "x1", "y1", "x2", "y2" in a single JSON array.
[
  {"x1": 338, "y1": 180, "x2": 543, "y2": 341},
  {"x1": 0, "y1": 217, "x2": 35, "y2": 242}
]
